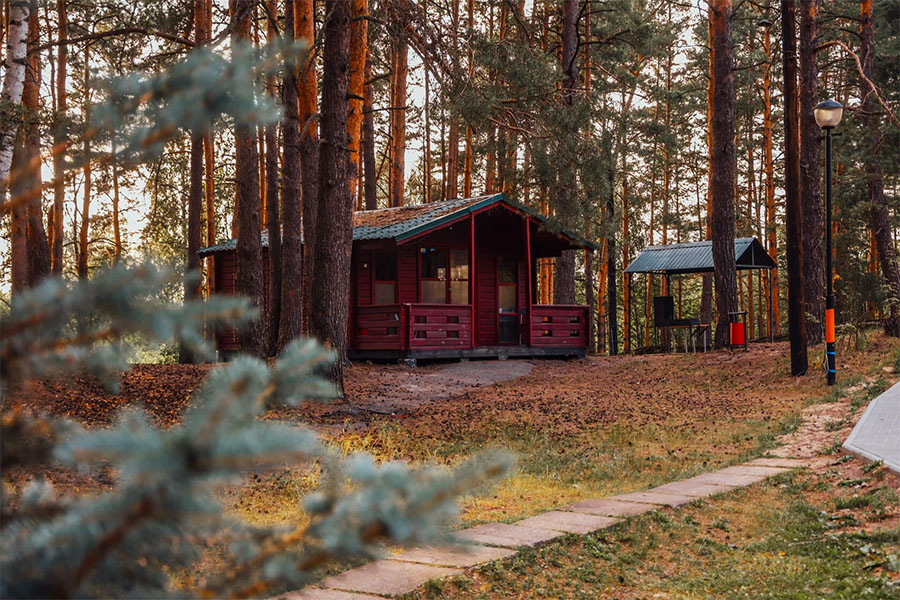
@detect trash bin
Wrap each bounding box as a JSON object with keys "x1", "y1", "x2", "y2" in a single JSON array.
[{"x1": 729, "y1": 311, "x2": 748, "y2": 351}]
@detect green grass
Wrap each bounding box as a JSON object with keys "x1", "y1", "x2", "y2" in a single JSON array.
[{"x1": 409, "y1": 471, "x2": 900, "y2": 599}]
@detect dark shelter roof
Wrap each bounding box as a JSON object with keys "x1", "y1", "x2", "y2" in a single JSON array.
[
  {"x1": 199, "y1": 193, "x2": 598, "y2": 257},
  {"x1": 624, "y1": 237, "x2": 775, "y2": 275}
]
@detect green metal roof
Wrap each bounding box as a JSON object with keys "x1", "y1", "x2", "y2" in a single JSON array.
[
  {"x1": 624, "y1": 238, "x2": 775, "y2": 275},
  {"x1": 199, "y1": 193, "x2": 598, "y2": 257}
]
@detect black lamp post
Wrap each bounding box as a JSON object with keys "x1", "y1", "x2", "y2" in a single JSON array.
[{"x1": 814, "y1": 98, "x2": 843, "y2": 385}]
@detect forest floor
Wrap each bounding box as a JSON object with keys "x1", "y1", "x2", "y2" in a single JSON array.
[{"x1": 7, "y1": 334, "x2": 900, "y2": 597}]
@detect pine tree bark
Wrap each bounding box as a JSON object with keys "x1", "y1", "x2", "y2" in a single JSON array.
[
  {"x1": 607, "y1": 170, "x2": 618, "y2": 355},
  {"x1": 762, "y1": 20, "x2": 780, "y2": 335},
  {"x1": 782, "y1": 0, "x2": 809, "y2": 374},
  {"x1": 180, "y1": 132, "x2": 204, "y2": 363},
  {"x1": 554, "y1": 0, "x2": 578, "y2": 305},
  {"x1": 233, "y1": 0, "x2": 266, "y2": 356},
  {"x1": 309, "y1": 0, "x2": 353, "y2": 392},
  {"x1": 708, "y1": 0, "x2": 738, "y2": 349},
  {"x1": 699, "y1": 18, "x2": 714, "y2": 339},
  {"x1": 201, "y1": 0, "x2": 216, "y2": 296},
  {"x1": 265, "y1": 0, "x2": 281, "y2": 357},
  {"x1": 296, "y1": 0, "x2": 319, "y2": 333},
  {"x1": 389, "y1": 21, "x2": 408, "y2": 207},
  {"x1": 799, "y1": 0, "x2": 823, "y2": 344},
  {"x1": 180, "y1": 0, "x2": 207, "y2": 364},
  {"x1": 279, "y1": 0, "x2": 304, "y2": 351},
  {"x1": 77, "y1": 47, "x2": 91, "y2": 280},
  {"x1": 23, "y1": 0, "x2": 49, "y2": 285},
  {"x1": 50, "y1": 0, "x2": 67, "y2": 275},
  {"x1": 10, "y1": 139, "x2": 29, "y2": 295},
  {"x1": 860, "y1": 0, "x2": 900, "y2": 336},
  {"x1": 348, "y1": 0, "x2": 368, "y2": 206},
  {"x1": 0, "y1": 0, "x2": 30, "y2": 197},
  {"x1": 362, "y1": 51, "x2": 377, "y2": 210}
]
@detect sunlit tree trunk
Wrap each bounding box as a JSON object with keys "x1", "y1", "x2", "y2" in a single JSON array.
[
  {"x1": 362, "y1": 51, "x2": 377, "y2": 210},
  {"x1": 77, "y1": 47, "x2": 91, "y2": 280},
  {"x1": 50, "y1": 0, "x2": 67, "y2": 275},
  {"x1": 389, "y1": 22, "x2": 407, "y2": 207},
  {"x1": 348, "y1": 0, "x2": 367, "y2": 207},
  {"x1": 23, "y1": 0, "x2": 49, "y2": 285}
]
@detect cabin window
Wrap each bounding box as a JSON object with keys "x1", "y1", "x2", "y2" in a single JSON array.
[
  {"x1": 373, "y1": 252, "x2": 397, "y2": 305},
  {"x1": 498, "y1": 257, "x2": 517, "y2": 313},
  {"x1": 420, "y1": 247, "x2": 470, "y2": 304},
  {"x1": 420, "y1": 248, "x2": 447, "y2": 303},
  {"x1": 450, "y1": 249, "x2": 469, "y2": 305}
]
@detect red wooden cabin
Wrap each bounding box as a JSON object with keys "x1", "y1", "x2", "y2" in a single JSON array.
[{"x1": 199, "y1": 194, "x2": 597, "y2": 361}]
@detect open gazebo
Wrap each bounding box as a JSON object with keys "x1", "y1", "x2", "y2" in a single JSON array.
[{"x1": 624, "y1": 237, "x2": 777, "y2": 350}]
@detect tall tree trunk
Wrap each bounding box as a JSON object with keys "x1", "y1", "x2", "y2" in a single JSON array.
[
  {"x1": 762, "y1": 20, "x2": 780, "y2": 335},
  {"x1": 348, "y1": 0, "x2": 368, "y2": 207},
  {"x1": 297, "y1": 0, "x2": 319, "y2": 334},
  {"x1": 310, "y1": 0, "x2": 353, "y2": 392},
  {"x1": 389, "y1": 24, "x2": 408, "y2": 207},
  {"x1": 279, "y1": 0, "x2": 304, "y2": 351},
  {"x1": 180, "y1": 0, "x2": 207, "y2": 364},
  {"x1": 10, "y1": 139, "x2": 28, "y2": 294},
  {"x1": 622, "y1": 173, "x2": 631, "y2": 353},
  {"x1": 782, "y1": 0, "x2": 809, "y2": 373},
  {"x1": 607, "y1": 170, "x2": 618, "y2": 355},
  {"x1": 50, "y1": 0, "x2": 67, "y2": 275},
  {"x1": 463, "y1": 0, "x2": 474, "y2": 197},
  {"x1": 554, "y1": 0, "x2": 578, "y2": 304},
  {"x1": 423, "y1": 28, "x2": 432, "y2": 204},
  {"x1": 362, "y1": 51, "x2": 377, "y2": 210},
  {"x1": 0, "y1": 0, "x2": 30, "y2": 197},
  {"x1": 77, "y1": 47, "x2": 91, "y2": 280},
  {"x1": 180, "y1": 132, "x2": 204, "y2": 362},
  {"x1": 23, "y1": 0, "x2": 49, "y2": 285},
  {"x1": 799, "y1": 0, "x2": 823, "y2": 344},
  {"x1": 699, "y1": 18, "x2": 713, "y2": 340},
  {"x1": 233, "y1": 0, "x2": 266, "y2": 356},
  {"x1": 709, "y1": 0, "x2": 738, "y2": 349},
  {"x1": 265, "y1": 0, "x2": 281, "y2": 357},
  {"x1": 860, "y1": 0, "x2": 900, "y2": 336}
]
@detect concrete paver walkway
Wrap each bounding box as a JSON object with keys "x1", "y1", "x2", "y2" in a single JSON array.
[
  {"x1": 276, "y1": 456, "x2": 808, "y2": 599},
  {"x1": 844, "y1": 381, "x2": 900, "y2": 473}
]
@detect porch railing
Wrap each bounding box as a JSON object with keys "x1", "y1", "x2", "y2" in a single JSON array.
[
  {"x1": 530, "y1": 304, "x2": 590, "y2": 347},
  {"x1": 355, "y1": 304, "x2": 473, "y2": 351}
]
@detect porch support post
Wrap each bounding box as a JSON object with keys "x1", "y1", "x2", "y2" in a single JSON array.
[
  {"x1": 524, "y1": 217, "x2": 533, "y2": 347},
  {"x1": 470, "y1": 213, "x2": 476, "y2": 348}
]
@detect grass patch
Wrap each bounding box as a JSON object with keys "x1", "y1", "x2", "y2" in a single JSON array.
[{"x1": 415, "y1": 469, "x2": 900, "y2": 599}]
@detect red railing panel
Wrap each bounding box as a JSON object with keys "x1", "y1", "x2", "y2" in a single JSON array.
[
  {"x1": 355, "y1": 305, "x2": 405, "y2": 350},
  {"x1": 530, "y1": 305, "x2": 589, "y2": 347},
  {"x1": 406, "y1": 303, "x2": 472, "y2": 349}
]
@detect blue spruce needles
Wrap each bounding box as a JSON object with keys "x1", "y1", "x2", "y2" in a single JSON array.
[{"x1": 0, "y1": 265, "x2": 512, "y2": 598}]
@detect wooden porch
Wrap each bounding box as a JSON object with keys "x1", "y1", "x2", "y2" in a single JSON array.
[{"x1": 350, "y1": 303, "x2": 589, "y2": 361}]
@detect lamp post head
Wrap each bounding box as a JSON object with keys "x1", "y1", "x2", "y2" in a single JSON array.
[{"x1": 814, "y1": 99, "x2": 843, "y2": 129}]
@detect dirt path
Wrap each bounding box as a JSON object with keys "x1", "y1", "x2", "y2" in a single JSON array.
[{"x1": 313, "y1": 359, "x2": 536, "y2": 424}]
